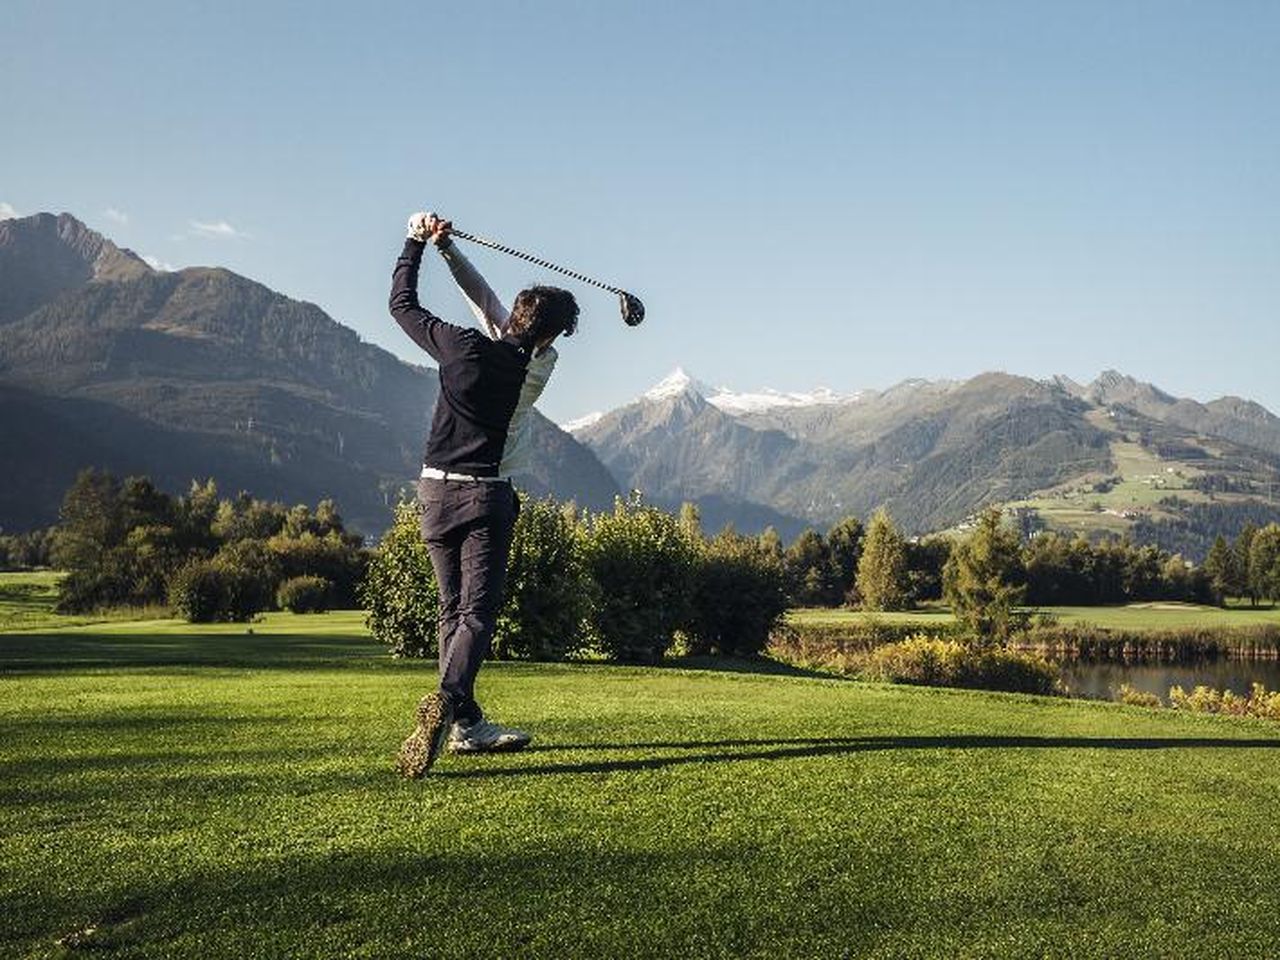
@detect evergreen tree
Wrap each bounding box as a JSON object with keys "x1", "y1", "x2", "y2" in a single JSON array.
[
  {"x1": 826, "y1": 516, "x2": 864, "y2": 605},
  {"x1": 1248, "y1": 524, "x2": 1280, "y2": 605},
  {"x1": 942, "y1": 508, "x2": 1027, "y2": 644},
  {"x1": 783, "y1": 529, "x2": 837, "y2": 606},
  {"x1": 1202, "y1": 534, "x2": 1236, "y2": 606},
  {"x1": 1236, "y1": 522, "x2": 1259, "y2": 606},
  {"x1": 856, "y1": 508, "x2": 909, "y2": 611}
]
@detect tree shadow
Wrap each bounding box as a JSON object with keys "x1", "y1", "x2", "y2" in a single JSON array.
[
  {"x1": 657, "y1": 655, "x2": 843, "y2": 681},
  {"x1": 0, "y1": 631, "x2": 385, "y2": 674},
  {"x1": 438, "y1": 733, "x2": 1280, "y2": 779}
]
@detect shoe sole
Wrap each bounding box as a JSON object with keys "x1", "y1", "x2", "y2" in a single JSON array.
[
  {"x1": 396, "y1": 693, "x2": 453, "y2": 779},
  {"x1": 447, "y1": 736, "x2": 532, "y2": 755}
]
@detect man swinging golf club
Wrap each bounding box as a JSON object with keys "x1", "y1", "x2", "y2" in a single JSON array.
[{"x1": 390, "y1": 210, "x2": 579, "y2": 778}]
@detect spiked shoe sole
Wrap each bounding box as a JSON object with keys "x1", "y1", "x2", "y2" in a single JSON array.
[{"x1": 396, "y1": 693, "x2": 453, "y2": 779}]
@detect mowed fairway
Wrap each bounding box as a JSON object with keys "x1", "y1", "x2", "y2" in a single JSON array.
[
  {"x1": 4, "y1": 617, "x2": 1280, "y2": 958},
  {"x1": 790, "y1": 602, "x2": 1280, "y2": 631}
]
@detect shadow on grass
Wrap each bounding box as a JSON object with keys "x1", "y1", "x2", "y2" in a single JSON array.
[
  {"x1": 0, "y1": 632, "x2": 384, "y2": 674},
  {"x1": 10, "y1": 845, "x2": 728, "y2": 957},
  {"x1": 657, "y1": 655, "x2": 843, "y2": 681},
  {"x1": 438, "y1": 733, "x2": 1280, "y2": 779}
]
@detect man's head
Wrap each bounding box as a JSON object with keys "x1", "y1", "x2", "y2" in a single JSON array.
[{"x1": 507, "y1": 285, "x2": 579, "y2": 350}]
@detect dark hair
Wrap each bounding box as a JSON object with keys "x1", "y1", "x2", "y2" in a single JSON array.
[{"x1": 507, "y1": 285, "x2": 579, "y2": 346}]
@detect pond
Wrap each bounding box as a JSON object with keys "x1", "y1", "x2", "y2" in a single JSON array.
[{"x1": 1057, "y1": 659, "x2": 1280, "y2": 703}]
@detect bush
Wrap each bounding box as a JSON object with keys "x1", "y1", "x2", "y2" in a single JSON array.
[
  {"x1": 767, "y1": 619, "x2": 966, "y2": 673},
  {"x1": 862, "y1": 635, "x2": 1060, "y2": 695},
  {"x1": 212, "y1": 539, "x2": 280, "y2": 614},
  {"x1": 361, "y1": 501, "x2": 439, "y2": 658},
  {"x1": 167, "y1": 558, "x2": 267, "y2": 623},
  {"x1": 1169, "y1": 683, "x2": 1280, "y2": 720},
  {"x1": 277, "y1": 575, "x2": 333, "y2": 613},
  {"x1": 494, "y1": 497, "x2": 590, "y2": 661},
  {"x1": 268, "y1": 531, "x2": 367, "y2": 608},
  {"x1": 581, "y1": 497, "x2": 697, "y2": 664},
  {"x1": 687, "y1": 529, "x2": 788, "y2": 656},
  {"x1": 1116, "y1": 683, "x2": 1162, "y2": 708}
]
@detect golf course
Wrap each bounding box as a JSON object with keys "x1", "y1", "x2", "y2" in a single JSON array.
[{"x1": 4, "y1": 602, "x2": 1280, "y2": 957}]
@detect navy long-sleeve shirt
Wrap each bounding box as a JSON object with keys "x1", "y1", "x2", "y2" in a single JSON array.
[{"x1": 389, "y1": 238, "x2": 532, "y2": 477}]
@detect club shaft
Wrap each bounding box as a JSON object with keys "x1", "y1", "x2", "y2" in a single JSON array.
[{"x1": 450, "y1": 229, "x2": 625, "y2": 296}]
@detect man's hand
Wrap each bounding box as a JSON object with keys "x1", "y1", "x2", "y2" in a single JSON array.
[
  {"x1": 426, "y1": 213, "x2": 453, "y2": 248},
  {"x1": 407, "y1": 211, "x2": 453, "y2": 247}
]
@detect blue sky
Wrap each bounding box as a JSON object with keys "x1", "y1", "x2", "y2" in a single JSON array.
[{"x1": 3, "y1": 1, "x2": 1277, "y2": 422}]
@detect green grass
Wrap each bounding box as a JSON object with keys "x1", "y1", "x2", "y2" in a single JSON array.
[
  {"x1": 4, "y1": 615, "x2": 1280, "y2": 957},
  {"x1": 791, "y1": 602, "x2": 1280, "y2": 631},
  {"x1": 0, "y1": 571, "x2": 170, "y2": 633}
]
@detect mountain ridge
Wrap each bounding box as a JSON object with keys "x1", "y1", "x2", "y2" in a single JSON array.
[{"x1": 569, "y1": 366, "x2": 1280, "y2": 555}]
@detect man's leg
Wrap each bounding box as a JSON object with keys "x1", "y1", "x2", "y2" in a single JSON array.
[
  {"x1": 438, "y1": 484, "x2": 518, "y2": 723},
  {"x1": 397, "y1": 479, "x2": 466, "y2": 779}
]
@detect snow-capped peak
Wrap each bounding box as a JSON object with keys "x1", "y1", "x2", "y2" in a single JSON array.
[
  {"x1": 560, "y1": 368, "x2": 867, "y2": 433},
  {"x1": 560, "y1": 410, "x2": 604, "y2": 433},
  {"x1": 708, "y1": 385, "x2": 864, "y2": 414},
  {"x1": 642, "y1": 367, "x2": 710, "y2": 402}
]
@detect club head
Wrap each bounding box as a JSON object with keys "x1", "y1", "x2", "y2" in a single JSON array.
[{"x1": 620, "y1": 291, "x2": 645, "y2": 326}]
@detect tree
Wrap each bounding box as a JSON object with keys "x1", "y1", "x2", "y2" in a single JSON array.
[
  {"x1": 905, "y1": 535, "x2": 951, "y2": 603},
  {"x1": 1202, "y1": 535, "x2": 1237, "y2": 606},
  {"x1": 783, "y1": 529, "x2": 838, "y2": 606},
  {"x1": 1236, "y1": 523, "x2": 1259, "y2": 606},
  {"x1": 856, "y1": 508, "x2": 909, "y2": 611},
  {"x1": 581, "y1": 496, "x2": 697, "y2": 664},
  {"x1": 826, "y1": 516, "x2": 864, "y2": 605},
  {"x1": 493, "y1": 497, "x2": 591, "y2": 661},
  {"x1": 361, "y1": 501, "x2": 440, "y2": 657},
  {"x1": 943, "y1": 508, "x2": 1027, "y2": 645},
  {"x1": 686, "y1": 528, "x2": 789, "y2": 656},
  {"x1": 1248, "y1": 524, "x2": 1280, "y2": 605}
]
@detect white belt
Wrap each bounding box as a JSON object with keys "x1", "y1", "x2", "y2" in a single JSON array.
[{"x1": 420, "y1": 466, "x2": 510, "y2": 483}]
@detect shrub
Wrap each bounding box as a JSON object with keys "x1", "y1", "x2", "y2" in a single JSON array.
[
  {"x1": 361, "y1": 501, "x2": 439, "y2": 658},
  {"x1": 167, "y1": 558, "x2": 267, "y2": 623},
  {"x1": 767, "y1": 619, "x2": 966, "y2": 674},
  {"x1": 268, "y1": 531, "x2": 367, "y2": 608},
  {"x1": 686, "y1": 529, "x2": 788, "y2": 656},
  {"x1": 213, "y1": 538, "x2": 279, "y2": 607},
  {"x1": 1169, "y1": 683, "x2": 1280, "y2": 720},
  {"x1": 862, "y1": 635, "x2": 1060, "y2": 695},
  {"x1": 493, "y1": 497, "x2": 591, "y2": 661},
  {"x1": 581, "y1": 497, "x2": 697, "y2": 664},
  {"x1": 277, "y1": 575, "x2": 333, "y2": 613},
  {"x1": 1116, "y1": 683, "x2": 1162, "y2": 708}
]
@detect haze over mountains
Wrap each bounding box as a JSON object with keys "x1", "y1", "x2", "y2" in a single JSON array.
[{"x1": 0, "y1": 212, "x2": 618, "y2": 534}]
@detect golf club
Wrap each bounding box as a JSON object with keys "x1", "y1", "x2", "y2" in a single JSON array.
[{"x1": 441, "y1": 221, "x2": 645, "y2": 326}]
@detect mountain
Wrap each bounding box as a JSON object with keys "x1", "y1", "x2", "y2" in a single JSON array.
[
  {"x1": 568, "y1": 367, "x2": 1280, "y2": 558},
  {"x1": 0, "y1": 213, "x2": 618, "y2": 534},
  {"x1": 1085, "y1": 369, "x2": 1280, "y2": 457},
  {"x1": 0, "y1": 212, "x2": 150, "y2": 325}
]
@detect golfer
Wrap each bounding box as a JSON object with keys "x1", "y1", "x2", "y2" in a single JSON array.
[{"x1": 390, "y1": 211, "x2": 578, "y2": 778}]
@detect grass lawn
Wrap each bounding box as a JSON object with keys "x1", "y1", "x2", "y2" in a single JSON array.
[
  {"x1": 0, "y1": 572, "x2": 168, "y2": 634},
  {"x1": 790, "y1": 602, "x2": 1280, "y2": 631},
  {"x1": 4, "y1": 616, "x2": 1280, "y2": 957}
]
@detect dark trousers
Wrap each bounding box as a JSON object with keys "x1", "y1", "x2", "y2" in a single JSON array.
[{"x1": 416, "y1": 477, "x2": 519, "y2": 723}]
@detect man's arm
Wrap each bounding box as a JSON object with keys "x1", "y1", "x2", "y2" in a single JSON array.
[
  {"x1": 388, "y1": 217, "x2": 461, "y2": 362},
  {"x1": 439, "y1": 243, "x2": 510, "y2": 340}
]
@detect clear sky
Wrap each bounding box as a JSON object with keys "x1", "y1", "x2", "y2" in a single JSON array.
[{"x1": 3, "y1": 1, "x2": 1277, "y2": 422}]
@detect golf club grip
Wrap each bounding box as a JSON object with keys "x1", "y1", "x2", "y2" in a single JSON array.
[{"x1": 450, "y1": 229, "x2": 623, "y2": 296}]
